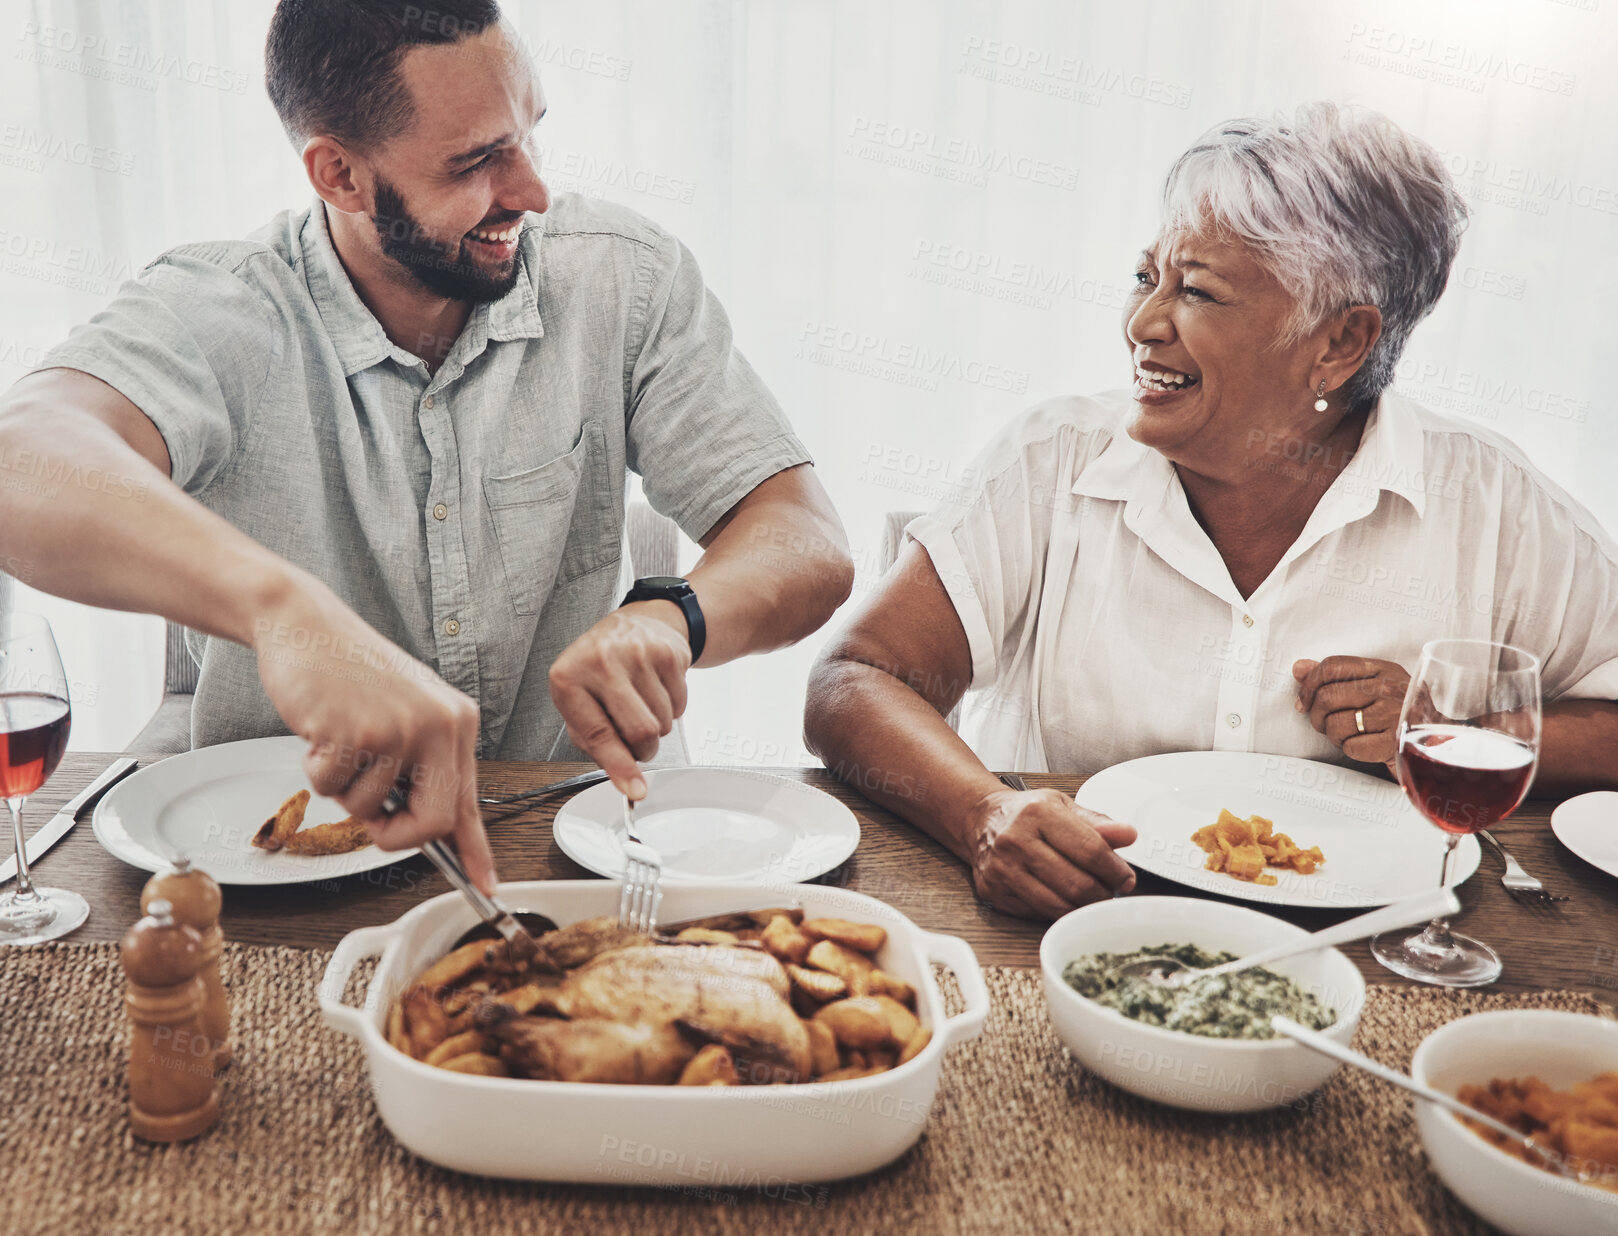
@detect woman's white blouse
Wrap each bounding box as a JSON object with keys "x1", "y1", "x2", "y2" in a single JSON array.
[{"x1": 907, "y1": 390, "x2": 1618, "y2": 775}]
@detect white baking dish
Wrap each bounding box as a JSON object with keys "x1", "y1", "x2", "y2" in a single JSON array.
[{"x1": 318, "y1": 880, "x2": 989, "y2": 1184}]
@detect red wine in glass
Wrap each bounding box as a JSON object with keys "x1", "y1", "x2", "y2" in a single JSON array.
[
  {"x1": 0, "y1": 693, "x2": 71, "y2": 799},
  {"x1": 1371, "y1": 638, "x2": 1540, "y2": 988},
  {"x1": 1399, "y1": 725, "x2": 1536, "y2": 836},
  {"x1": 0, "y1": 612, "x2": 88, "y2": 946}
]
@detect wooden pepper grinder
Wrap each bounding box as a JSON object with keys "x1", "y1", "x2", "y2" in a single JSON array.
[
  {"x1": 142, "y1": 859, "x2": 231, "y2": 1070},
  {"x1": 121, "y1": 899, "x2": 220, "y2": 1142}
]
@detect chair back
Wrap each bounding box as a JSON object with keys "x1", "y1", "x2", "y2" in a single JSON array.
[
  {"x1": 879, "y1": 510, "x2": 925, "y2": 573},
  {"x1": 165, "y1": 622, "x2": 200, "y2": 694},
  {"x1": 626, "y1": 499, "x2": 680, "y2": 579}
]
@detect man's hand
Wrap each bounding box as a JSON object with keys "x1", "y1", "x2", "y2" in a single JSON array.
[
  {"x1": 1293, "y1": 655, "x2": 1412, "y2": 770},
  {"x1": 548, "y1": 601, "x2": 693, "y2": 799},
  {"x1": 252, "y1": 579, "x2": 494, "y2": 892},
  {"x1": 965, "y1": 788, "x2": 1137, "y2": 919}
]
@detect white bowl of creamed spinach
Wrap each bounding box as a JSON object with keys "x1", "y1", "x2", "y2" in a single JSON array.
[{"x1": 1040, "y1": 896, "x2": 1366, "y2": 1113}]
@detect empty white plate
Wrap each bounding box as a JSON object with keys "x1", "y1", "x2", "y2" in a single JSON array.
[
  {"x1": 1077, "y1": 750, "x2": 1480, "y2": 908},
  {"x1": 1551, "y1": 791, "x2": 1618, "y2": 880},
  {"x1": 92, "y1": 736, "x2": 414, "y2": 885},
  {"x1": 552, "y1": 767, "x2": 860, "y2": 883}
]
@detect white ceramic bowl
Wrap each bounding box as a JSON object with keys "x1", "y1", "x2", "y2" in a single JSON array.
[
  {"x1": 1039, "y1": 895, "x2": 1366, "y2": 1112},
  {"x1": 319, "y1": 881, "x2": 988, "y2": 1184},
  {"x1": 1411, "y1": 1010, "x2": 1618, "y2": 1236}
]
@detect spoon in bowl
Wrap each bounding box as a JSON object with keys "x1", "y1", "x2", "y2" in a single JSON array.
[
  {"x1": 1271, "y1": 1015, "x2": 1600, "y2": 1188},
  {"x1": 1115, "y1": 886, "x2": 1462, "y2": 989}
]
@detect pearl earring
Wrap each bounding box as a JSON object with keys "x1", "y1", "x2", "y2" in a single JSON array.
[{"x1": 1312, "y1": 380, "x2": 1328, "y2": 413}]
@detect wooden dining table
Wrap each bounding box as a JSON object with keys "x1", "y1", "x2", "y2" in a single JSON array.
[{"x1": 23, "y1": 750, "x2": 1618, "y2": 997}]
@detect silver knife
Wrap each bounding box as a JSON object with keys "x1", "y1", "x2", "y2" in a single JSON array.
[
  {"x1": 0, "y1": 756, "x2": 139, "y2": 884},
  {"x1": 478, "y1": 768, "x2": 609, "y2": 807}
]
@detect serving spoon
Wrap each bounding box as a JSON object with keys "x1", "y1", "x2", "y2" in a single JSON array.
[
  {"x1": 1271, "y1": 1015, "x2": 1604, "y2": 1189},
  {"x1": 377, "y1": 781, "x2": 553, "y2": 966},
  {"x1": 1114, "y1": 886, "x2": 1461, "y2": 988}
]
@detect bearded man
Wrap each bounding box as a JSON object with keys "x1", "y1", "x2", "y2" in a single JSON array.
[{"x1": 0, "y1": 1, "x2": 852, "y2": 888}]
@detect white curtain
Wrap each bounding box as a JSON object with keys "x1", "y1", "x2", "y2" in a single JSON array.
[{"x1": 3, "y1": 0, "x2": 1615, "y2": 755}]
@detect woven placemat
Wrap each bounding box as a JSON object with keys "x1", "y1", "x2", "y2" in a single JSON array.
[{"x1": 0, "y1": 943, "x2": 1608, "y2": 1236}]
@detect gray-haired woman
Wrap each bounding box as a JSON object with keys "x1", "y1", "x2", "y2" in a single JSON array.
[{"x1": 805, "y1": 103, "x2": 1618, "y2": 921}]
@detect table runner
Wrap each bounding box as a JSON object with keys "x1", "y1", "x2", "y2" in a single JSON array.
[{"x1": 1, "y1": 943, "x2": 1608, "y2": 1236}]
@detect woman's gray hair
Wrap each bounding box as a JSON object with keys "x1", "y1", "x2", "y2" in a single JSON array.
[{"x1": 1161, "y1": 102, "x2": 1468, "y2": 412}]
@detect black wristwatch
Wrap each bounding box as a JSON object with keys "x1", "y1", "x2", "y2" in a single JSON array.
[{"x1": 620, "y1": 575, "x2": 706, "y2": 664}]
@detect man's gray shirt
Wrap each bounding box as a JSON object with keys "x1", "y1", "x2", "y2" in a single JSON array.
[{"x1": 34, "y1": 194, "x2": 810, "y2": 757}]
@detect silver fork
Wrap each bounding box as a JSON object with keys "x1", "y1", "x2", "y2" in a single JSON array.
[
  {"x1": 616, "y1": 795, "x2": 663, "y2": 933},
  {"x1": 1478, "y1": 829, "x2": 1569, "y2": 904}
]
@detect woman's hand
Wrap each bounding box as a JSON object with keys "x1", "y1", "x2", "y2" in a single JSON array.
[
  {"x1": 1292, "y1": 656, "x2": 1412, "y2": 770},
  {"x1": 964, "y1": 788, "x2": 1137, "y2": 919}
]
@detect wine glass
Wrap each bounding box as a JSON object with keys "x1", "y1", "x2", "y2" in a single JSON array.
[
  {"x1": 0, "y1": 612, "x2": 86, "y2": 945},
  {"x1": 1370, "y1": 638, "x2": 1540, "y2": 987}
]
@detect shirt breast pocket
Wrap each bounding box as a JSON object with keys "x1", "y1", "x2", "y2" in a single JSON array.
[{"x1": 482, "y1": 421, "x2": 613, "y2": 616}]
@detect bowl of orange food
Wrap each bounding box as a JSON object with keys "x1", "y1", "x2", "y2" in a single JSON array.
[
  {"x1": 1411, "y1": 1009, "x2": 1618, "y2": 1235},
  {"x1": 316, "y1": 881, "x2": 987, "y2": 1184}
]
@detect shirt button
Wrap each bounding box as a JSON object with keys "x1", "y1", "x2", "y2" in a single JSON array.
[
  {"x1": 444, "y1": 618, "x2": 460, "y2": 636},
  {"x1": 1241, "y1": 614, "x2": 1254, "y2": 628},
  {"x1": 1226, "y1": 713, "x2": 1242, "y2": 728},
  {"x1": 432, "y1": 503, "x2": 448, "y2": 520},
  {"x1": 423, "y1": 394, "x2": 435, "y2": 409}
]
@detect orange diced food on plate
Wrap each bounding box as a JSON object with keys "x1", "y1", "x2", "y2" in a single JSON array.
[
  {"x1": 1216, "y1": 814, "x2": 1254, "y2": 850},
  {"x1": 1225, "y1": 844, "x2": 1268, "y2": 881},
  {"x1": 1190, "y1": 809, "x2": 1327, "y2": 884},
  {"x1": 1289, "y1": 846, "x2": 1324, "y2": 875}
]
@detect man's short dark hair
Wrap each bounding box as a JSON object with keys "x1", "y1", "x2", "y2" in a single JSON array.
[{"x1": 265, "y1": 0, "x2": 504, "y2": 151}]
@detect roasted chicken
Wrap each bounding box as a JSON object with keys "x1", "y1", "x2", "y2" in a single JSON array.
[
  {"x1": 480, "y1": 1017, "x2": 697, "y2": 1085},
  {"x1": 392, "y1": 910, "x2": 930, "y2": 1087},
  {"x1": 477, "y1": 918, "x2": 812, "y2": 1084}
]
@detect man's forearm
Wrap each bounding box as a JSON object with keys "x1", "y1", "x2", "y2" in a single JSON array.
[
  {"x1": 1536, "y1": 699, "x2": 1618, "y2": 795},
  {"x1": 669, "y1": 470, "x2": 854, "y2": 666},
  {"x1": 0, "y1": 400, "x2": 298, "y2": 647}
]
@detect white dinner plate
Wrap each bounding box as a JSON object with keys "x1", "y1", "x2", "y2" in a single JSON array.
[
  {"x1": 1550, "y1": 791, "x2": 1618, "y2": 880},
  {"x1": 1076, "y1": 750, "x2": 1480, "y2": 909},
  {"x1": 552, "y1": 767, "x2": 860, "y2": 883},
  {"x1": 93, "y1": 736, "x2": 416, "y2": 885}
]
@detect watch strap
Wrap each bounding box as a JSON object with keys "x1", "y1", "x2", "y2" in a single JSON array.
[{"x1": 621, "y1": 578, "x2": 706, "y2": 664}]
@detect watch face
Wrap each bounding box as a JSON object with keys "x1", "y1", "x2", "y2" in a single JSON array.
[{"x1": 636, "y1": 576, "x2": 688, "y2": 591}]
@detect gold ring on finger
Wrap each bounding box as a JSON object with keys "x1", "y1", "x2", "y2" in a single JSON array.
[{"x1": 1354, "y1": 709, "x2": 1366, "y2": 734}]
